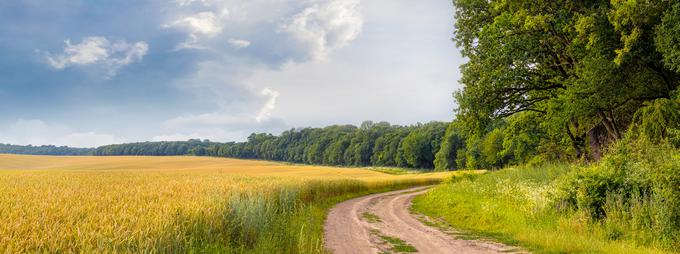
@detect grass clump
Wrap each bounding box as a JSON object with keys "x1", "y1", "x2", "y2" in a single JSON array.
[
  {"x1": 370, "y1": 229, "x2": 417, "y2": 253},
  {"x1": 413, "y1": 139, "x2": 679, "y2": 254},
  {"x1": 362, "y1": 212, "x2": 383, "y2": 223}
]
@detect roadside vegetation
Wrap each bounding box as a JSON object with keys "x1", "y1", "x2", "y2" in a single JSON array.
[
  {"x1": 409, "y1": 0, "x2": 680, "y2": 252},
  {"x1": 0, "y1": 155, "x2": 452, "y2": 253},
  {"x1": 413, "y1": 138, "x2": 679, "y2": 253}
]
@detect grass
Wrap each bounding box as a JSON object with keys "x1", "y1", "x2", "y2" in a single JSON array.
[
  {"x1": 369, "y1": 229, "x2": 417, "y2": 253},
  {"x1": 0, "y1": 154, "x2": 455, "y2": 253},
  {"x1": 361, "y1": 212, "x2": 382, "y2": 223},
  {"x1": 366, "y1": 167, "x2": 426, "y2": 175},
  {"x1": 412, "y1": 164, "x2": 676, "y2": 254}
]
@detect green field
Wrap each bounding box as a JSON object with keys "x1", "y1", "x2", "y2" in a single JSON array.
[{"x1": 0, "y1": 154, "x2": 454, "y2": 253}]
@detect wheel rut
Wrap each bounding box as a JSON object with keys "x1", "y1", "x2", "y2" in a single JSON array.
[{"x1": 324, "y1": 186, "x2": 526, "y2": 254}]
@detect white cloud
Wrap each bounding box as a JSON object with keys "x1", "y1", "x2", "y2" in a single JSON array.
[
  {"x1": 228, "y1": 38, "x2": 251, "y2": 49},
  {"x1": 165, "y1": 87, "x2": 280, "y2": 128},
  {"x1": 281, "y1": 0, "x2": 363, "y2": 61},
  {"x1": 153, "y1": 0, "x2": 457, "y2": 142},
  {"x1": 255, "y1": 88, "x2": 279, "y2": 122},
  {"x1": 152, "y1": 129, "x2": 257, "y2": 143},
  {"x1": 164, "y1": 112, "x2": 257, "y2": 128},
  {"x1": 157, "y1": 113, "x2": 285, "y2": 142},
  {"x1": 158, "y1": 87, "x2": 285, "y2": 141},
  {"x1": 0, "y1": 119, "x2": 124, "y2": 147},
  {"x1": 152, "y1": 133, "x2": 205, "y2": 142},
  {"x1": 175, "y1": 0, "x2": 212, "y2": 7},
  {"x1": 40, "y1": 36, "x2": 148, "y2": 77},
  {"x1": 56, "y1": 132, "x2": 123, "y2": 147},
  {"x1": 166, "y1": 7, "x2": 229, "y2": 49}
]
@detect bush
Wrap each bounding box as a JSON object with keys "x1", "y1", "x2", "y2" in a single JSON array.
[{"x1": 554, "y1": 137, "x2": 680, "y2": 248}]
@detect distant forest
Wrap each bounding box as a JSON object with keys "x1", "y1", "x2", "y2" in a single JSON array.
[
  {"x1": 92, "y1": 140, "x2": 223, "y2": 156},
  {"x1": 0, "y1": 144, "x2": 94, "y2": 156},
  {"x1": 0, "y1": 121, "x2": 462, "y2": 170}
]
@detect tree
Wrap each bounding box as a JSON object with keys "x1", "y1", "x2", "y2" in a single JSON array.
[
  {"x1": 452, "y1": 0, "x2": 680, "y2": 161},
  {"x1": 434, "y1": 122, "x2": 465, "y2": 171}
]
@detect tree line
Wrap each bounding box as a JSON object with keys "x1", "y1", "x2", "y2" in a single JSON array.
[
  {"x1": 203, "y1": 121, "x2": 450, "y2": 169},
  {"x1": 0, "y1": 143, "x2": 94, "y2": 156},
  {"x1": 92, "y1": 139, "x2": 222, "y2": 156},
  {"x1": 0, "y1": 122, "x2": 468, "y2": 171},
  {"x1": 0, "y1": 140, "x2": 224, "y2": 157}
]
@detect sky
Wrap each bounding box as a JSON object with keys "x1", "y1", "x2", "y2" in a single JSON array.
[{"x1": 0, "y1": 0, "x2": 465, "y2": 147}]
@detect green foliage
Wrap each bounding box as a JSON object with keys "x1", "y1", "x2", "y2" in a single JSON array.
[
  {"x1": 399, "y1": 122, "x2": 447, "y2": 169},
  {"x1": 0, "y1": 143, "x2": 94, "y2": 155},
  {"x1": 413, "y1": 159, "x2": 675, "y2": 253},
  {"x1": 481, "y1": 128, "x2": 506, "y2": 168},
  {"x1": 434, "y1": 122, "x2": 465, "y2": 171},
  {"x1": 554, "y1": 138, "x2": 680, "y2": 248},
  {"x1": 656, "y1": 3, "x2": 680, "y2": 72},
  {"x1": 631, "y1": 95, "x2": 680, "y2": 146},
  {"x1": 452, "y1": 0, "x2": 680, "y2": 163},
  {"x1": 207, "y1": 121, "x2": 450, "y2": 170},
  {"x1": 94, "y1": 139, "x2": 221, "y2": 156}
]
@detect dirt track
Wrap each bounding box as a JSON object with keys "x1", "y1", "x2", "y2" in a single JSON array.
[{"x1": 324, "y1": 186, "x2": 524, "y2": 254}]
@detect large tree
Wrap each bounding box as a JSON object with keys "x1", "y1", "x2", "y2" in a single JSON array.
[{"x1": 453, "y1": 0, "x2": 680, "y2": 160}]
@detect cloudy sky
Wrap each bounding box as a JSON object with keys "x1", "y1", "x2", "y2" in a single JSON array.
[{"x1": 0, "y1": 0, "x2": 464, "y2": 147}]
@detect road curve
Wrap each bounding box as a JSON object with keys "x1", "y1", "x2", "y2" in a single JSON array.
[{"x1": 324, "y1": 186, "x2": 523, "y2": 254}]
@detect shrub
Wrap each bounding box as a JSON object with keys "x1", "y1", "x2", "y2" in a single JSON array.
[{"x1": 553, "y1": 137, "x2": 680, "y2": 248}]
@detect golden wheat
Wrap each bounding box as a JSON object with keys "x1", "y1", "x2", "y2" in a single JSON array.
[{"x1": 0, "y1": 154, "x2": 452, "y2": 252}]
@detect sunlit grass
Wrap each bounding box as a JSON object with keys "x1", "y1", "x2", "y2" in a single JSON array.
[
  {"x1": 0, "y1": 154, "x2": 454, "y2": 253},
  {"x1": 412, "y1": 165, "x2": 674, "y2": 254}
]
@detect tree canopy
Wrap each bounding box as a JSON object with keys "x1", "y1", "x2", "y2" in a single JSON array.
[{"x1": 452, "y1": 0, "x2": 680, "y2": 164}]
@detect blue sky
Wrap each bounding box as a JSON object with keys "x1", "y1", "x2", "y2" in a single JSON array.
[{"x1": 0, "y1": 0, "x2": 464, "y2": 147}]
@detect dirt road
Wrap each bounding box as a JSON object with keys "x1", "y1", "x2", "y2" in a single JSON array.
[{"x1": 324, "y1": 186, "x2": 523, "y2": 254}]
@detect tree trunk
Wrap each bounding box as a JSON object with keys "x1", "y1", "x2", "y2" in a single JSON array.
[
  {"x1": 588, "y1": 124, "x2": 610, "y2": 161},
  {"x1": 565, "y1": 121, "x2": 585, "y2": 160},
  {"x1": 598, "y1": 111, "x2": 621, "y2": 140}
]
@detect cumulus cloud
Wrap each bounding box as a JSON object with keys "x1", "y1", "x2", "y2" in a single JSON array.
[
  {"x1": 0, "y1": 119, "x2": 124, "y2": 147},
  {"x1": 256, "y1": 88, "x2": 279, "y2": 122},
  {"x1": 282, "y1": 0, "x2": 363, "y2": 61},
  {"x1": 39, "y1": 36, "x2": 148, "y2": 77},
  {"x1": 165, "y1": 5, "x2": 229, "y2": 49},
  {"x1": 228, "y1": 38, "x2": 251, "y2": 49}
]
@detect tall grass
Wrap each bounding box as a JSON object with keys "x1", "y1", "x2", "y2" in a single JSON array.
[
  {"x1": 412, "y1": 160, "x2": 676, "y2": 253},
  {"x1": 0, "y1": 155, "x2": 450, "y2": 253}
]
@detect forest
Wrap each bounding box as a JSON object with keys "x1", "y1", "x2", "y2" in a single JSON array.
[
  {"x1": 2, "y1": 122, "x2": 455, "y2": 170},
  {"x1": 0, "y1": 143, "x2": 93, "y2": 156}
]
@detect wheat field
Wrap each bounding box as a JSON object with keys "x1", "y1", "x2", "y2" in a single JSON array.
[{"x1": 0, "y1": 154, "x2": 453, "y2": 253}]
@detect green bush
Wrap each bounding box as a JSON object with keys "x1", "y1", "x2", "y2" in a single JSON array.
[{"x1": 554, "y1": 138, "x2": 680, "y2": 248}]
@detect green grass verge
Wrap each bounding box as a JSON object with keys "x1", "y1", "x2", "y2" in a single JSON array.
[
  {"x1": 411, "y1": 165, "x2": 675, "y2": 254},
  {"x1": 220, "y1": 179, "x2": 442, "y2": 253}
]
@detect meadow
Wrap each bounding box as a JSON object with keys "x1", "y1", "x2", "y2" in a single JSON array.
[
  {"x1": 0, "y1": 154, "x2": 452, "y2": 253},
  {"x1": 413, "y1": 140, "x2": 680, "y2": 254}
]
